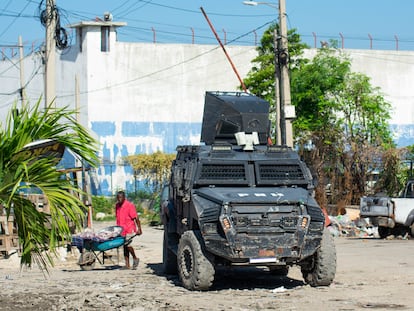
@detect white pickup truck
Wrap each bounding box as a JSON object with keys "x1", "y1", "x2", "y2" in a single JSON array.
[{"x1": 360, "y1": 180, "x2": 414, "y2": 238}]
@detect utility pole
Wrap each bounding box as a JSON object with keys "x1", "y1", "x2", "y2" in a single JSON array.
[
  {"x1": 45, "y1": 0, "x2": 56, "y2": 107},
  {"x1": 18, "y1": 35, "x2": 26, "y2": 108},
  {"x1": 278, "y1": 0, "x2": 295, "y2": 147},
  {"x1": 273, "y1": 28, "x2": 281, "y2": 145},
  {"x1": 243, "y1": 1, "x2": 289, "y2": 145}
]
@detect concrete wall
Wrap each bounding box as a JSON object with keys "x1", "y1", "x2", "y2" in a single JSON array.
[
  {"x1": 304, "y1": 48, "x2": 414, "y2": 145},
  {"x1": 0, "y1": 52, "x2": 44, "y2": 116},
  {"x1": 348, "y1": 49, "x2": 414, "y2": 146},
  {"x1": 1, "y1": 25, "x2": 414, "y2": 195},
  {"x1": 60, "y1": 24, "x2": 257, "y2": 194}
]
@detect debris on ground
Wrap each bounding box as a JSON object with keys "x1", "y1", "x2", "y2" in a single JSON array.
[
  {"x1": 327, "y1": 210, "x2": 412, "y2": 239},
  {"x1": 328, "y1": 213, "x2": 377, "y2": 238},
  {"x1": 270, "y1": 286, "x2": 288, "y2": 294}
]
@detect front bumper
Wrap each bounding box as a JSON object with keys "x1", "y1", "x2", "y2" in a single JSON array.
[{"x1": 203, "y1": 223, "x2": 322, "y2": 264}]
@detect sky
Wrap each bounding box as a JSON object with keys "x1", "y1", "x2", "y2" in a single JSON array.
[{"x1": 1, "y1": 0, "x2": 414, "y2": 56}]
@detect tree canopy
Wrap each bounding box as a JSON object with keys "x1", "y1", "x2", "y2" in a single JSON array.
[
  {"x1": 244, "y1": 25, "x2": 394, "y2": 206},
  {"x1": 292, "y1": 48, "x2": 393, "y2": 205},
  {"x1": 125, "y1": 151, "x2": 175, "y2": 194},
  {"x1": 243, "y1": 23, "x2": 308, "y2": 108}
]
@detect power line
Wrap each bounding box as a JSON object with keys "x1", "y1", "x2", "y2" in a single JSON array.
[
  {"x1": 63, "y1": 6, "x2": 270, "y2": 41},
  {"x1": 1, "y1": 0, "x2": 13, "y2": 12},
  {"x1": 0, "y1": 52, "x2": 43, "y2": 98},
  {"x1": 0, "y1": 50, "x2": 21, "y2": 70},
  {"x1": 143, "y1": 1, "x2": 274, "y2": 17},
  {"x1": 0, "y1": 11, "x2": 34, "y2": 18},
  {"x1": 0, "y1": 49, "x2": 39, "y2": 78},
  {"x1": 0, "y1": 1, "x2": 32, "y2": 40},
  {"x1": 114, "y1": 45, "x2": 257, "y2": 89},
  {"x1": 111, "y1": 0, "x2": 135, "y2": 14},
  {"x1": 115, "y1": 0, "x2": 153, "y2": 17},
  {"x1": 57, "y1": 21, "x2": 271, "y2": 99}
]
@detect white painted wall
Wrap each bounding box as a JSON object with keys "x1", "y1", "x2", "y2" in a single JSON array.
[
  {"x1": 1, "y1": 23, "x2": 414, "y2": 194},
  {"x1": 60, "y1": 23, "x2": 258, "y2": 194},
  {"x1": 304, "y1": 48, "x2": 414, "y2": 144},
  {"x1": 349, "y1": 49, "x2": 414, "y2": 125},
  {"x1": 0, "y1": 52, "x2": 43, "y2": 119}
]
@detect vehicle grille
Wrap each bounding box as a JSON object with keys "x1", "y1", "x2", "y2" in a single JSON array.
[
  {"x1": 199, "y1": 164, "x2": 246, "y2": 181},
  {"x1": 200, "y1": 205, "x2": 221, "y2": 222},
  {"x1": 231, "y1": 205, "x2": 300, "y2": 233},
  {"x1": 258, "y1": 164, "x2": 305, "y2": 181},
  {"x1": 306, "y1": 205, "x2": 325, "y2": 222}
]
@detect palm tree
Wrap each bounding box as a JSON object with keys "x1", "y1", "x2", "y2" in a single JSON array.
[{"x1": 0, "y1": 99, "x2": 98, "y2": 271}]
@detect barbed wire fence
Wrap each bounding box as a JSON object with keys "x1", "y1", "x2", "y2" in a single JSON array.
[{"x1": 1, "y1": 29, "x2": 414, "y2": 61}]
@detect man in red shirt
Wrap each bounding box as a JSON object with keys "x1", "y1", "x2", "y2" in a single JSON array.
[{"x1": 115, "y1": 191, "x2": 142, "y2": 269}]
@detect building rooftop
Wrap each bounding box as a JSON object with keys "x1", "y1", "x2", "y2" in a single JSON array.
[{"x1": 68, "y1": 20, "x2": 127, "y2": 29}]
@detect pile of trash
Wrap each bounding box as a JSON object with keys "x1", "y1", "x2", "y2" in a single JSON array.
[
  {"x1": 326, "y1": 209, "x2": 411, "y2": 239},
  {"x1": 327, "y1": 214, "x2": 377, "y2": 238}
]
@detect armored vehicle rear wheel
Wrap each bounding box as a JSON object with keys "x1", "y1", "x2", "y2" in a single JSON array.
[
  {"x1": 163, "y1": 230, "x2": 178, "y2": 274},
  {"x1": 301, "y1": 228, "x2": 336, "y2": 287},
  {"x1": 177, "y1": 230, "x2": 215, "y2": 291}
]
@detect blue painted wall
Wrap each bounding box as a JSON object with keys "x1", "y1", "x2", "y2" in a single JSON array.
[
  {"x1": 91, "y1": 121, "x2": 202, "y2": 195},
  {"x1": 90, "y1": 121, "x2": 414, "y2": 196}
]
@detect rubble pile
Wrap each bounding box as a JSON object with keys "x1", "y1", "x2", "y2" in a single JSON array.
[
  {"x1": 327, "y1": 214, "x2": 377, "y2": 238},
  {"x1": 327, "y1": 209, "x2": 412, "y2": 239}
]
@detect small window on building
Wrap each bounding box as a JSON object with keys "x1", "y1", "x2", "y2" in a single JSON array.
[
  {"x1": 77, "y1": 28, "x2": 83, "y2": 52},
  {"x1": 101, "y1": 26, "x2": 110, "y2": 52}
]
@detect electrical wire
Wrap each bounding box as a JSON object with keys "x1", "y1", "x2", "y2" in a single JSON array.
[
  {"x1": 57, "y1": 20, "x2": 272, "y2": 99},
  {"x1": 1, "y1": 0, "x2": 13, "y2": 13},
  {"x1": 0, "y1": 1, "x2": 32, "y2": 40},
  {"x1": 0, "y1": 52, "x2": 42, "y2": 99},
  {"x1": 0, "y1": 11, "x2": 34, "y2": 18},
  {"x1": 0, "y1": 51, "x2": 21, "y2": 70},
  {"x1": 115, "y1": 0, "x2": 153, "y2": 17},
  {"x1": 113, "y1": 45, "x2": 257, "y2": 89},
  {"x1": 111, "y1": 0, "x2": 135, "y2": 14},
  {"x1": 57, "y1": 1, "x2": 275, "y2": 46},
  {"x1": 38, "y1": 0, "x2": 69, "y2": 50},
  {"x1": 133, "y1": 1, "x2": 274, "y2": 18},
  {"x1": 62, "y1": 6, "x2": 269, "y2": 46}
]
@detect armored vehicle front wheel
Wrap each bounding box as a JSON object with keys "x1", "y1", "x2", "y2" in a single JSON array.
[
  {"x1": 163, "y1": 230, "x2": 178, "y2": 274},
  {"x1": 268, "y1": 266, "x2": 289, "y2": 276},
  {"x1": 301, "y1": 228, "x2": 336, "y2": 287},
  {"x1": 177, "y1": 230, "x2": 215, "y2": 291}
]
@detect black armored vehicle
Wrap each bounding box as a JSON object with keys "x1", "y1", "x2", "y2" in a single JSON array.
[{"x1": 161, "y1": 91, "x2": 336, "y2": 290}]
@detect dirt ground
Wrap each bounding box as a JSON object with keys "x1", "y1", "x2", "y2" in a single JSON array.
[{"x1": 1, "y1": 222, "x2": 413, "y2": 311}]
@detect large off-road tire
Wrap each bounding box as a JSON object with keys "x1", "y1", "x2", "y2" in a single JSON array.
[
  {"x1": 268, "y1": 266, "x2": 289, "y2": 276},
  {"x1": 177, "y1": 230, "x2": 215, "y2": 291},
  {"x1": 410, "y1": 223, "x2": 414, "y2": 238},
  {"x1": 163, "y1": 230, "x2": 178, "y2": 274},
  {"x1": 301, "y1": 228, "x2": 336, "y2": 287},
  {"x1": 378, "y1": 226, "x2": 390, "y2": 239}
]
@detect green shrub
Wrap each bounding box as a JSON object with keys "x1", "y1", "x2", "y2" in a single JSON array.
[
  {"x1": 127, "y1": 190, "x2": 154, "y2": 202},
  {"x1": 92, "y1": 196, "x2": 115, "y2": 219},
  {"x1": 91, "y1": 194, "x2": 161, "y2": 226}
]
